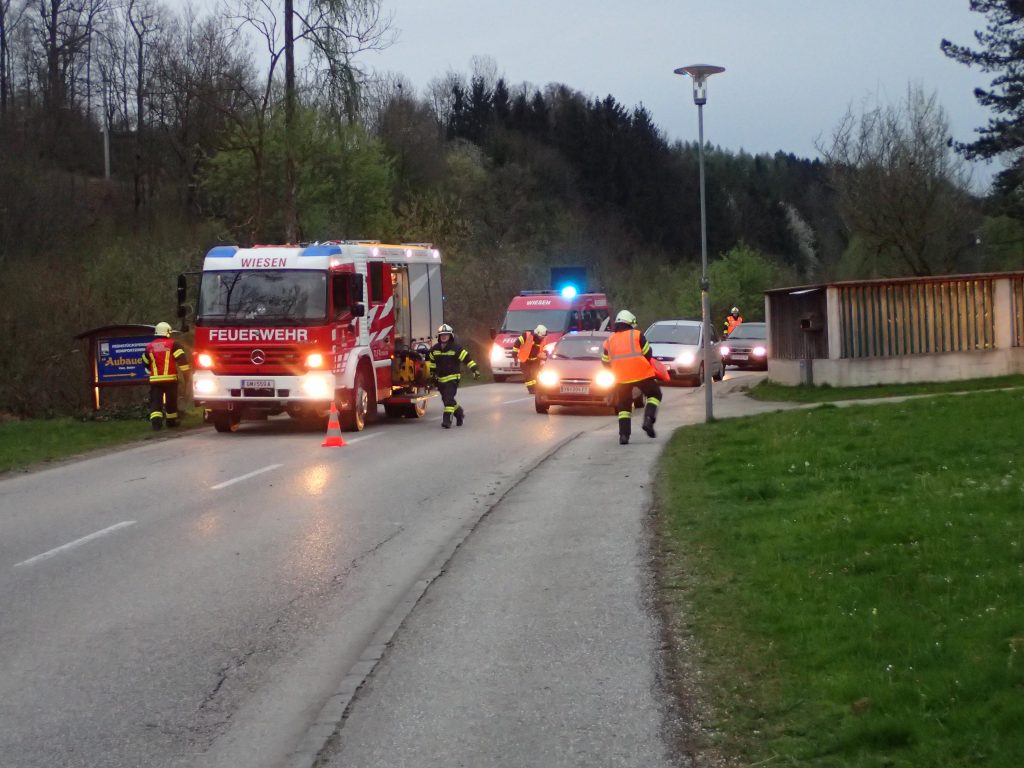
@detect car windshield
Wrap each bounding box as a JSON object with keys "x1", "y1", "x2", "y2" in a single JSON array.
[
  {"x1": 551, "y1": 336, "x2": 606, "y2": 360},
  {"x1": 198, "y1": 270, "x2": 328, "y2": 326},
  {"x1": 726, "y1": 323, "x2": 766, "y2": 340},
  {"x1": 501, "y1": 309, "x2": 570, "y2": 333},
  {"x1": 645, "y1": 324, "x2": 700, "y2": 345}
]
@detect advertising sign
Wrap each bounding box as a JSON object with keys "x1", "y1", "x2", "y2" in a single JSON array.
[{"x1": 96, "y1": 336, "x2": 152, "y2": 384}]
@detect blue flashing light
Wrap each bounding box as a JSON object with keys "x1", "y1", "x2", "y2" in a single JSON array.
[
  {"x1": 206, "y1": 246, "x2": 238, "y2": 258},
  {"x1": 560, "y1": 285, "x2": 578, "y2": 299},
  {"x1": 300, "y1": 243, "x2": 343, "y2": 257}
]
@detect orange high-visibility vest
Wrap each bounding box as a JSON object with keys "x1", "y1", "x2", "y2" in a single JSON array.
[
  {"x1": 516, "y1": 332, "x2": 541, "y2": 363},
  {"x1": 725, "y1": 315, "x2": 743, "y2": 336},
  {"x1": 143, "y1": 338, "x2": 188, "y2": 383},
  {"x1": 604, "y1": 329, "x2": 653, "y2": 383}
]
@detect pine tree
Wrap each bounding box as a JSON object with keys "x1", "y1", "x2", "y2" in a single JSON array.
[{"x1": 941, "y1": 0, "x2": 1024, "y2": 209}]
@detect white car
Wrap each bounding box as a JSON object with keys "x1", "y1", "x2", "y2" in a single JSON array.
[{"x1": 644, "y1": 319, "x2": 725, "y2": 386}]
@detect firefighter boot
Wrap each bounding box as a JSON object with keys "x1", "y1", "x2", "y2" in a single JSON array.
[
  {"x1": 455, "y1": 407, "x2": 465, "y2": 427},
  {"x1": 150, "y1": 416, "x2": 164, "y2": 431},
  {"x1": 618, "y1": 415, "x2": 631, "y2": 445},
  {"x1": 442, "y1": 411, "x2": 452, "y2": 429},
  {"x1": 642, "y1": 403, "x2": 657, "y2": 438}
]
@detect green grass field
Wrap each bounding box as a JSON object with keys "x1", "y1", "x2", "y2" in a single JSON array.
[
  {"x1": 0, "y1": 409, "x2": 204, "y2": 474},
  {"x1": 656, "y1": 390, "x2": 1024, "y2": 767},
  {"x1": 748, "y1": 374, "x2": 1024, "y2": 403}
]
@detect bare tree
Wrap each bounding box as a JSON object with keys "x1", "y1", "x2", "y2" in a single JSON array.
[
  {"x1": 1, "y1": 0, "x2": 29, "y2": 113},
  {"x1": 818, "y1": 85, "x2": 980, "y2": 276}
]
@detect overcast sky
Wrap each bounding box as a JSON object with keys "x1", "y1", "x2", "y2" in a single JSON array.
[{"x1": 366, "y1": 0, "x2": 998, "y2": 191}]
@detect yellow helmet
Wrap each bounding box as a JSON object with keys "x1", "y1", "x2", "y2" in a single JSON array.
[
  {"x1": 615, "y1": 310, "x2": 637, "y2": 326},
  {"x1": 154, "y1": 322, "x2": 172, "y2": 337}
]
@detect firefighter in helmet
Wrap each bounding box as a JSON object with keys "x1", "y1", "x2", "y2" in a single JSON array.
[
  {"x1": 724, "y1": 306, "x2": 743, "y2": 337},
  {"x1": 512, "y1": 324, "x2": 548, "y2": 393},
  {"x1": 426, "y1": 323, "x2": 480, "y2": 428},
  {"x1": 601, "y1": 310, "x2": 661, "y2": 445},
  {"x1": 141, "y1": 322, "x2": 191, "y2": 430}
]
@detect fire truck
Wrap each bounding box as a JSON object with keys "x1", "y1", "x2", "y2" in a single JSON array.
[
  {"x1": 488, "y1": 289, "x2": 609, "y2": 381},
  {"x1": 183, "y1": 241, "x2": 443, "y2": 432}
]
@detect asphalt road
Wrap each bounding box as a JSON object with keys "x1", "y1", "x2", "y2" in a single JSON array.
[{"x1": 0, "y1": 371, "x2": 775, "y2": 768}]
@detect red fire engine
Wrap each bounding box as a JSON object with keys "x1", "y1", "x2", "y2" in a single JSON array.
[
  {"x1": 184, "y1": 241, "x2": 443, "y2": 432},
  {"x1": 488, "y1": 290, "x2": 609, "y2": 381}
]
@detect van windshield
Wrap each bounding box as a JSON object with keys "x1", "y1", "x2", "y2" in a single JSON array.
[
  {"x1": 501, "y1": 309, "x2": 570, "y2": 333},
  {"x1": 198, "y1": 270, "x2": 328, "y2": 326}
]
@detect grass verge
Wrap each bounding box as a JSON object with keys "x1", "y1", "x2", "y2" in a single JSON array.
[
  {"x1": 0, "y1": 409, "x2": 205, "y2": 474},
  {"x1": 656, "y1": 389, "x2": 1024, "y2": 767},
  {"x1": 748, "y1": 374, "x2": 1024, "y2": 403}
]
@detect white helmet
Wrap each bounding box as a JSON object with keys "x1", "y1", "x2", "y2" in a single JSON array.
[
  {"x1": 615, "y1": 309, "x2": 637, "y2": 326},
  {"x1": 154, "y1": 322, "x2": 172, "y2": 337},
  {"x1": 437, "y1": 323, "x2": 454, "y2": 337},
  {"x1": 533, "y1": 324, "x2": 548, "y2": 337},
  {"x1": 731, "y1": 307, "x2": 740, "y2": 315}
]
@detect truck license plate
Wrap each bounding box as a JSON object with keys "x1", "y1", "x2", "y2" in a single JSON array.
[
  {"x1": 242, "y1": 379, "x2": 275, "y2": 389},
  {"x1": 731, "y1": 354, "x2": 748, "y2": 361},
  {"x1": 560, "y1": 384, "x2": 589, "y2": 395}
]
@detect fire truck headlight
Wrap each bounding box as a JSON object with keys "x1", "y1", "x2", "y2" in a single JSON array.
[
  {"x1": 193, "y1": 372, "x2": 217, "y2": 395},
  {"x1": 305, "y1": 352, "x2": 325, "y2": 369},
  {"x1": 301, "y1": 373, "x2": 332, "y2": 398},
  {"x1": 490, "y1": 343, "x2": 505, "y2": 364},
  {"x1": 196, "y1": 352, "x2": 214, "y2": 368},
  {"x1": 537, "y1": 369, "x2": 560, "y2": 387}
]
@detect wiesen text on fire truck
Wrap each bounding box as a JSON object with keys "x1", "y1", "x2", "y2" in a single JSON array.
[{"x1": 207, "y1": 329, "x2": 310, "y2": 342}]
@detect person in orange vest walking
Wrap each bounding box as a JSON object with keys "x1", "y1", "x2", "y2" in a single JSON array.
[
  {"x1": 512, "y1": 324, "x2": 548, "y2": 393},
  {"x1": 724, "y1": 306, "x2": 743, "y2": 337},
  {"x1": 141, "y1": 322, "x2": 190, "y2": 430},
  {"x1": 601, "y1": 310, "x2": 662, "y2": 445}
]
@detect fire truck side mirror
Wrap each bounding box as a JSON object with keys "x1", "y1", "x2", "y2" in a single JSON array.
[
  {"x1": 348, "y1": 273, "x2": 364, "y2": 303},
  {"x1": 176, "y1": 274, "x2": 187, "y2": 305},
  {"x1": 489, "y1": 328, "x2": 497, "y2": 340},
  {"x1": 351, "y1": 303, "x2": 366, "y2": 318}
]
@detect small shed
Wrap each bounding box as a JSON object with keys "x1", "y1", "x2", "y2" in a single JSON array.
[{"x1": 765, "y1": 271, "x2": 1024, "y2": 386}]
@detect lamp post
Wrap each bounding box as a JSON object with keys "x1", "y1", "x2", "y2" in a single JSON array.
[{"x1": 674, "y1": 63, "x2": 724, "y2": 423}]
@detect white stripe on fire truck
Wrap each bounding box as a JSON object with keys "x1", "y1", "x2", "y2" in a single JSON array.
[{"x1": 372, "y1": 324, "x2": 394, "y2": 343}]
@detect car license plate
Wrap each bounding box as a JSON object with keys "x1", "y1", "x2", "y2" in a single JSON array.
[
  {"x1": 242, "y1": 379, "x2": 274, "y2": 389},
  {"x1": 560, "y1": 384, "x2": 589, "y2": 395},
  {"x1": 731, "y1": 354, "x2": 748, "y2": 361}
]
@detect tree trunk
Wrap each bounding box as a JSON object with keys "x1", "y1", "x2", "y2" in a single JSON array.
[{"x1": 283, "y1": 0, "x2": 297, "y2": 243}]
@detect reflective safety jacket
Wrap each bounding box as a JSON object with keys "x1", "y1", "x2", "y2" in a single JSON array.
[
  {"x1": 426, "y1": 340, "x2": 478, "y2": 383},
  {"x1": 601, "y1": 328, "x2": 654, "y2": 383},
  {"x1": 724, "y1": 314, "x2": 743, "y2": 336},
  {"x1": 514, "y1": 332, "x2": 546, "y2": 363},
  {"x1": 142, "y1": 337, "x2": 191, "y2": 383}
]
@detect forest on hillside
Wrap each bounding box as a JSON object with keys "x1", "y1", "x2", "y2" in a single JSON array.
[{"x1": 1, "y1": 0, "x2": 1022, "y2": 416}]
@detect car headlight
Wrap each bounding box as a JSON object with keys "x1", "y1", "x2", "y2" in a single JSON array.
[
  {"x1": 537, "y1": 369, "x2": 560, "y2": 387},
  {"x1": 544, "y1": 342, "x2": 556, "y2": 354},
  {"x1": 193, "y1": 372, "x2": 217, "y2": 394},
  {"x1": 719, "y1": 345, "x2": 730, "y2": 356},
  {"x1": 676, "y1": 351, "x2": 696, "y2": 366},
  {"x1": 305, "y1": 352, "x2": 324, "y2": 369},
  {"x1": 594, "y1": 369, "x2": 616, "y2": 389},
  {"x1": 301, "y1": 373, "x2": 332, "y2": 398},
  {"x1": 753, "y1": 346, "x2": 767, "y2": 357},
  {"x1": 490, "y1": 343, "x2": 505, "y2": 363},
  {"x1": 196, "y1": 352, "x2": 214, "y2": 369}
]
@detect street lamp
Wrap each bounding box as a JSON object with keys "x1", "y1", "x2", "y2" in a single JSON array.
[{"x1": 674, "y1": 63, "x2": 724, "y2": 422}]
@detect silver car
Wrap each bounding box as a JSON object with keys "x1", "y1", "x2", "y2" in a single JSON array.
[{"x1": 644, "y1": 320, "x2": 725, "y2": 386}]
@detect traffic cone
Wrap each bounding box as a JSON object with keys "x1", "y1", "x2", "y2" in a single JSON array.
[{"x1": 322, "y1": 402, "x2": 346, "y2": 447}]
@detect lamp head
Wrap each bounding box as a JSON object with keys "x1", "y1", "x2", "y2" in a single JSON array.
[{"x1": 674, "y1": 64, "x2": 725, "y2": 105}]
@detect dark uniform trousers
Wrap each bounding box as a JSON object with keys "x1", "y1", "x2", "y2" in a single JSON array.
[
  {"x1": 149, "y1": 381, "x2": 180, "y2": 427},
  {"x1": 614, "y1": 377, "x2": 662, "y2": 439}
]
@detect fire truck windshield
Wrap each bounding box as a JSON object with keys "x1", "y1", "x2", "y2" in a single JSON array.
[
  {"x1": 197, "y1": 270, "x2": 328, "y2": 326},
  {"x1": 500, "y1": 309, "x2": 570, "y2": 333}
]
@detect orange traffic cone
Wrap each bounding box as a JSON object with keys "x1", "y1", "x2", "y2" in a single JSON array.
[{"x1": 322, "y1": 402, "x2": 347, "y2": 447}]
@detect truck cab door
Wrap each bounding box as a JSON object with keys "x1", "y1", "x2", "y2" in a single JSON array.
[{"x1": 366, "y1": 260, "x2": 394, "y2": 395}]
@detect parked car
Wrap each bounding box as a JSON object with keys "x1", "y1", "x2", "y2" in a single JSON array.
[
  {"x1": 720, "y1": 321, "x2": 768, "y2": 370},
  {"x1": 644, "y1": 320, "x2": 724, "y2": 386},
  {"x1": 534, "y1": 332, "x2": 641, "y2": 414}
]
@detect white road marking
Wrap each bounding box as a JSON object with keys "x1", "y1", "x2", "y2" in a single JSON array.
[
  {"x1": 15, "y1": 521, "x2": 136, "y2": 568},
  {"x1": 211, "y1": 464, "x2": 283, "y2": 490},
  {"x1": 500, "y1": 396, "x2": 534, "y2": 404},
  {"x1": 344, "y1": 432, "x2": 382, "y2": 445}
]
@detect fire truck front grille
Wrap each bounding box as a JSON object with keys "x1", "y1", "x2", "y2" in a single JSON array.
[{"x1": 231, "y1": 388, "x2": 292, "y2": 398}]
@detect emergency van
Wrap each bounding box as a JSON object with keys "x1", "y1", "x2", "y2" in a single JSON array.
[
  {"x1": 488, "y1": 290, "x2": 609, "y2": 381},
  {"x1": 184, "y1": 241, "x2": 443, "y2": 432}
]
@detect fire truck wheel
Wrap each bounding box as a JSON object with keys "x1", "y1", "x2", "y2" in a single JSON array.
[
  {"x1": 493, "y1": 374, "x2": 510, "y2": 383},
  {"x1": 383, "y1": 404, "x2": 402, "y2": 419},
  {"x1": 407, "y1": 400, "x2": 426, "y2": 418},
  {"x1": 212, "y1": 412, "x2": 240, "y2": 433},
  {"x1": 340, "y1": 370, "x2": 371, "y2": 431}
]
